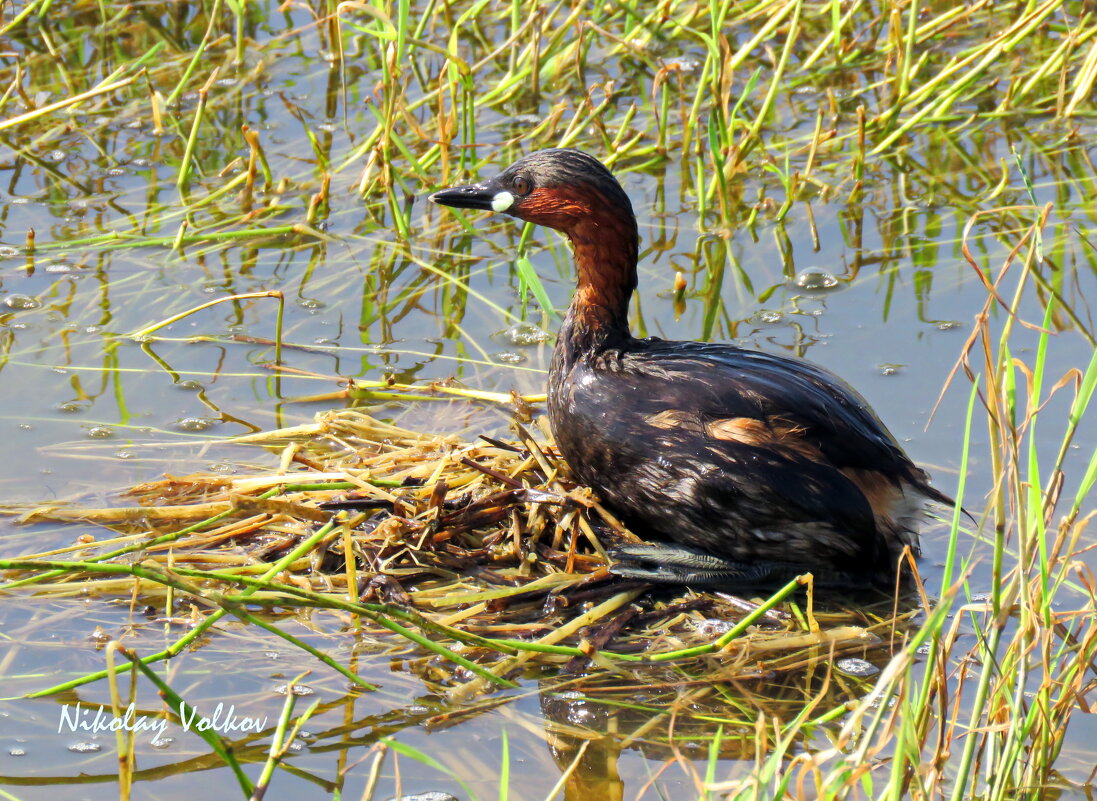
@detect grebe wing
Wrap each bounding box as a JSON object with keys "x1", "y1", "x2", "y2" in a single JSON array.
[
  {"x1": 604, "y1": 387, "x2": 890, "y2": 563},
  {"x1": 626, "y1": 340, "x2": 924, "y2": 483}
]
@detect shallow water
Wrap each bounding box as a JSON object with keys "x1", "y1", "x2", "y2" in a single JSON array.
[{"x1": 1, "y1": 2, "x2": 1096, "y2": 798}]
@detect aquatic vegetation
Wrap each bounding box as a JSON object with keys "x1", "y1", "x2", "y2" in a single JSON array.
[{"x1": 0, "y1": 1, "x2": 1094, "y2": 799}]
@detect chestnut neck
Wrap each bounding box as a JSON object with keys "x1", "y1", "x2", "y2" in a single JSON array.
[{"x1": 556, "y1": 207, "x2": 639, "y2": 361}]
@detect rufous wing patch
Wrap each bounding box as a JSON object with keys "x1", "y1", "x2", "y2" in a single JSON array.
[
  {"x1": 840, "y1": 467, "x2": 903, "y2": 523},
  {"x1": 646, "y1": 409, "x2": 700, "y2": 431},
  {"x1": 706, "y1": 417, "x2": 768, "y2": 443},
  {"x1": 705, "y1": 417, "x2": 820, "y2": 459}
]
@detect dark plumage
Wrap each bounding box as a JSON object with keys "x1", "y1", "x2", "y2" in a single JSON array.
[{"x1": 431, "y1": 148, "x2": 952, "y2": 588}]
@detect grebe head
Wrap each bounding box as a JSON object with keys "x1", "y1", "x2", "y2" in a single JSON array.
[
  {"x1": 429, "y1": 148, "x2": 634, "y2": 234},
  {"x1": 432, "y1": 149, "x2": 640, "y2": 344}
]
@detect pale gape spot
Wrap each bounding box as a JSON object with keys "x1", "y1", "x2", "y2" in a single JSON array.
[{"x1": 491, "y1": 191, "x2": 515, "y2": 212}]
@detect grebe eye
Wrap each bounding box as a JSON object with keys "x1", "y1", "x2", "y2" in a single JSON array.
[{"x1": 512, "y1": 175, "x2": 531, "y2": 195}]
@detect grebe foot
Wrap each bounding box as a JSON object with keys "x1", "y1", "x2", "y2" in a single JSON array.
[{"x1": 609, "y1": 543, "x2": 800, "y2": 586}]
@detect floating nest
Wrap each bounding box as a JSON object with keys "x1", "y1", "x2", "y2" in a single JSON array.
[{"x1": 3, "y1": 409, "x2": 918, "y2": 699}]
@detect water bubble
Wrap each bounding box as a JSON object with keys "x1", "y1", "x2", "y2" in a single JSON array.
[
  {"x1": 936, "y1": 320, "x2": 962, "y2": 331},
  {"x1": 9, "y1": 748, "x2": 25, "y2": 756},
  {"x1": 57, "y1": 401, "x2": 89, "y2": 413},
  {"x1": 86, "y1": 426, "x2": 114, "y2": 439},
  {"x1": 68, "y1": 742, "x2": 102, "y2": 753},
  {"x1": 132, "y1": 158, "x2": 150, "y2": 167},
  {"x1": 151, "y1": 737, "x2": 173, "y2": 749},
  {"x1": 879, "y1": 364, "x2": 903, "y2": 376},
  {"x1": 47, "y1": 149, "x2": 67, "y2": 162},
  {"x1": 663, "y1": 56, "x2": 701, "y2": 73},
  {"x1": 106, "y1": 167, "x2": 128, "y2": 176},
  {"x1": 383, "y1": 794, "x2": 458, "y2": 801},
  {"x1": 500, "y1": 321, "x2": 551, "y2": 346},
  {"x1": 494, "y1": 351, "x2": 526, "y2": 364},
  {"x1": 3, "y1": 294, "x2": 40, "y2": 310},
  {"x1": 45, "y1": 261, "x2": 75, "y2": 273},
  {"x1": 175, "y1": 417, "x2": 219, "y2": 432},
  {"x1": 793, "y1": 268, "x2": 839, "y2": 291},
  {"x1": 297, "y1": 297, "x2": 326, "y2": 310},
  {"x1": 754, "y1": 309, "x2": 783, "y2": 324},
  {"x1": 274, "y1": 683, "x2": 316, "y2": 696},
  {"x1": 174, "y1": 380, "x2": 203, "y2": 391},
  {"x1": 216, "y1": 77, "x2": 237, "y2": 87},
  {"x1": 834, "y1": 657, "x2": 879, "y2": 677},
  {"x1": 0, "y1": 246, "x2": 20, "y2": 258}
]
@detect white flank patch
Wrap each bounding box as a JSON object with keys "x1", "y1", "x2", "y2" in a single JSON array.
[{"x1": 491, "y1": 191, "x2": 515, "y2": 213}]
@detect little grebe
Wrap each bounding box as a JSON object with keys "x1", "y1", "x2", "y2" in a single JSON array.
[{"x1": 431, "y1": 148, "x2": 952, "y2": 588}]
